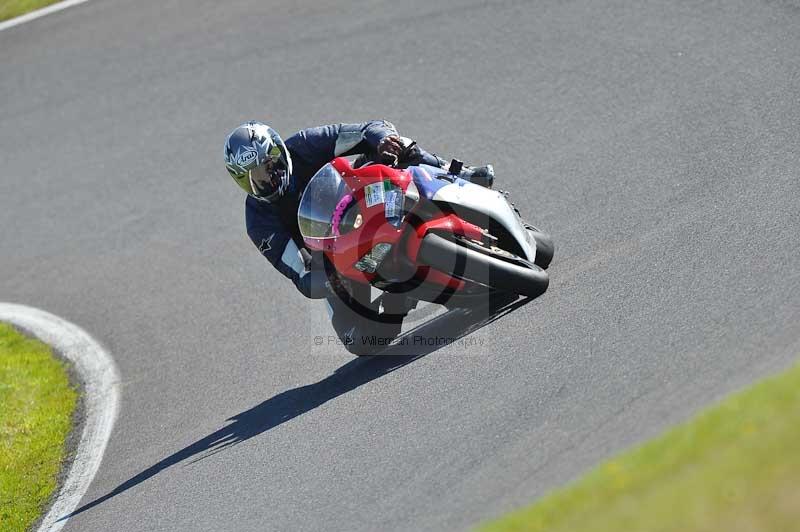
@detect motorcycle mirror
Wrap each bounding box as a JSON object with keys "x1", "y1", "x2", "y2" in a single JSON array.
[{"x1": 448, "y1": 158, "x2": 464, "y2": 176}]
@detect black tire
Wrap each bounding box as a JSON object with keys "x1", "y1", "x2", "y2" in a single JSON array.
[
  {"x1": 417, "y1": 233, "x2": 549, "y2": 299},
  {"x1": 528, "y1": 228, "x2": 554, "y2": 270}
]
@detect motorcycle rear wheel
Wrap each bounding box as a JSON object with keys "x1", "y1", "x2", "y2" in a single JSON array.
[
  {"x1": 523, "y1": 223, "x2": 554, "y2": 270},
  {"x1": 417, "y1": 233, "x2": 549, "y2": 299}
]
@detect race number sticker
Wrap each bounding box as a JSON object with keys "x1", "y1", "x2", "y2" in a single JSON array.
[
  {"x1": 384, "y1": 189, "x2": 401, "y2": 219},
  {"x1": 364, "y1": 181, "x2": 386, "y2": 207}
]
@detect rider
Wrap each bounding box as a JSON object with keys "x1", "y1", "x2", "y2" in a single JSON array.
[{"x1": 223, "y1": 120, "x2": 494, "y2": 354}]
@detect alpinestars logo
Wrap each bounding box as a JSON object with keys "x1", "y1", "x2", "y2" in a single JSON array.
[{"x1": 258, "y1": 234, "x2": 274, "y2": 254}]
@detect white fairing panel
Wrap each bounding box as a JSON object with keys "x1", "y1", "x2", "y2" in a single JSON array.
[{"x1": 431, "y1": 181, "x2": 536, "y2": 262}]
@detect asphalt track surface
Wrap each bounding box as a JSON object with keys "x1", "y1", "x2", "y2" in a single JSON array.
[{"x1": 2, "y1": 1, "x2": 799, "y2": 530}]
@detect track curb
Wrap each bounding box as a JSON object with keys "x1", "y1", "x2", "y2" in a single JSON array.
[
  {"x1": 0, "y1": 303, "x2": 120, "y2": 532},
  {"x1": 0, "y1": 0, "x2": 90, "y2": 32}
]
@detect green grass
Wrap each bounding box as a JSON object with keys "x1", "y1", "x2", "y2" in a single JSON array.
[
  {"x1": 481, "y1": 362, "x2": 800, "y2": 532},
  {"x1": 0, "y1": 323, "x2": 77, "y2": 532},
  {"x1": 0, "y1": 0, "x2": 63, "y2": 22}
]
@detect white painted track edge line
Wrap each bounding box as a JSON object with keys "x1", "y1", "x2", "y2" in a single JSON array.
[
  {"x1": 0, "y1": 0, "x2": 91, "y2": 32},
  {"x1": 0, "y1": 303, "x2": 120, "y2": 532}
]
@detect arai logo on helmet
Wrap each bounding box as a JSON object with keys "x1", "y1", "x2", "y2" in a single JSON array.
[{"x1": 236, "y1": 147, "x2": 258, "y2": 168}]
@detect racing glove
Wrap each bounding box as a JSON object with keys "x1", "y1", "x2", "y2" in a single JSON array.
[
  {"x1": 377, "y1": 135, "x2": 404, "y2": 166},
  {"x1": 296, "y1": 248, "x2": 355, "y2": 300},
  {"x1": 296, "y1": 248, "x2": 330, "y2": 299},
  {"x1": 377, "y1": 135, "x2": 423, "y2": 167}
]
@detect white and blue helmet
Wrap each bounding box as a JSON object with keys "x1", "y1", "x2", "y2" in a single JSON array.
[{"x1": 224, "y1": 121, "x2": 292, "y2": 202}]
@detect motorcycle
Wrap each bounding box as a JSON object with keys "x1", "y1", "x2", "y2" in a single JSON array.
[{"x1": 297, "y1": 157, "x2": 554, "y2": 310}]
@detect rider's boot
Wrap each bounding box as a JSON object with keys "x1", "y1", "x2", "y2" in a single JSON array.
[
  {"x1": 522, "y1": 222, "x2": 554, "y2": 270},
  {"x1": 447, "y1": 159, "x2": 495, "y2": 188},
  {"x1": 460, "y1": 164, "x2": 495, "y2": 188}
]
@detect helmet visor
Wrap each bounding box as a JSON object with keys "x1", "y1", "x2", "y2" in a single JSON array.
[{"x1": 248, "y1": 157, "x2": 285, "y2": 201}]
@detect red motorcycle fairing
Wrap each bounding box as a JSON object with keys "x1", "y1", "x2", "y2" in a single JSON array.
[
  {"x1": 302, "y1": 158, "x2": 407, "y2": 283},
  {"x1": 405, "y1": 215, "x2": 484, "y2": 290},
  {"x1": 303, "y1": 157, "x2": 485, "y2": 291}
]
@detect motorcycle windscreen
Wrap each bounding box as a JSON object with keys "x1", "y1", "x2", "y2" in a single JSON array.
[{"x1": 297, "y1": 163, "x2": 354, "y2": 239}]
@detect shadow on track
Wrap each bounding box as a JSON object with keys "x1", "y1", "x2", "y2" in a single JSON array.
[{"x1": 62, "y1": 295, "x2": 529, "y2": 520}]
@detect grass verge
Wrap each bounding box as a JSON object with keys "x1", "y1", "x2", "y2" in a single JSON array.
[
  {"x1": 0, "y1": 0, "x2": 63, "y2": 22},
  {"x1": 0, "y1": 322, "x2": 77, "y2": 532},
  {"x1": 480, "y1": 361, "x2": 800, "y2": 532}
]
